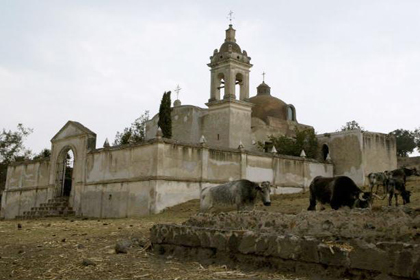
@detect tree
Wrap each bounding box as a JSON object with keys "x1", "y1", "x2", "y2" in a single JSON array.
[
  {"x1": 158, "y1": 91, "x2": 172, "y2": 138},
  {"x1": 389, "y1": 129, "x2": 417, "y2": 157},
  {"x1": 340, "y1": 120, "x2": 364, "y2": 132},
  {"x1": 114, "y1": 111, "x2": 150, "y2": 145},
  {"x1": 33, "y1": 148, "x2": 51, "y2": 160},
  {"x1": 0, "y1": 124, "x2": 33, "y2": 191},
  {"x1": 415, "y1": 127, "x2": 420, "y2": 152},
  {"x1": 267, "y1": 129, "x2": 319, "y2": 159}
]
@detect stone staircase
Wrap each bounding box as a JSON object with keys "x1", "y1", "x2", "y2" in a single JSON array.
[{"x1": 16, "y1": 197, "x2": 75, "y2": 219}]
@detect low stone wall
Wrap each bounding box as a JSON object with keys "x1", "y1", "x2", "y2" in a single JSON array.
[{"x1": 151, "y1": 210, "x2": 420, "y2": 279}]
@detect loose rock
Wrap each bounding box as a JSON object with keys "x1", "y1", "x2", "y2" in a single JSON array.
[
  {"x1": 82, "y1": 259, "x2": 96, "y2": 266},
  {"x1": 115, "y1": 239, "x2": 132, "y2": 254}
]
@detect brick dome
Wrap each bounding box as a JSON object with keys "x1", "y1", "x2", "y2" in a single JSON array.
[{"x1": 248, "y1": 82, "x2": 288, "y2": 122}]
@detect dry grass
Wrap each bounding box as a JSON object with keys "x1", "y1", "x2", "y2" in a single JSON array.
[{"x1": 0, "y1": 179, "x2": 418, "y2": 280}]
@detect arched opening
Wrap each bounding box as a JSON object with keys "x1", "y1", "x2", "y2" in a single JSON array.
[
  {"x1": 56, "y1": 147, "x2": 75, "y2": 197},
  {"x1": 217, "y1": 73, "x2": 225, "y2": 99},
  {"x1": 322, "y1": 144, "x2": 329, "y2": 161},
  {"x1": 235, "y1": 73, "x2": 243, "y2": 99},
  {"x1": 287, "y1": 105, "x2": 297, "y2": 121}
]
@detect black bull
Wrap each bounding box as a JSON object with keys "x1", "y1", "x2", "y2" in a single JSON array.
[{"x1": 307, "y1": 176, "x2": 376, "y2": 211}]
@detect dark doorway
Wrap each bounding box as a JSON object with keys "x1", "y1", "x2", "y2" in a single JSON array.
[
  {"x1": 57, "y1": 149, "x2": 74, "y2": 197},
  {"x1": 322, "y1": 144, "x2": 329, "y2": 161}
]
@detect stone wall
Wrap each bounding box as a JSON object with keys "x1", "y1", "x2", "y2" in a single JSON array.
[
  {"x1": 318, "y1": 130, "x2": 397, "y2": 186},
  {"x1": 363, "y1": 132, "x2": 397, "y2": 175},
  {"x1": 1, "y1": 159, "x2": 53, "y2": 219},
  {"x1": 151, "y1": 210, "x2": 420, "y2": 279},
  {"x1": 318, "y1": 130, "x2": 364, "y2": 185},
  {"x1": 2, "y1": 138, "x2": 333, "y2": 219},
  {"x1": 146, "y1": 105, "x2": 206, "y2": 144}
]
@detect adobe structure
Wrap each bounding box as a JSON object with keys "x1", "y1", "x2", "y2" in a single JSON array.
[{"x1": 1, "y1": 24, "x2": 396, "y2": 219}]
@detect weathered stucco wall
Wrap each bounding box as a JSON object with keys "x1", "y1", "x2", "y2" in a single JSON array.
[
  {"x1": 318, "y1": 130, "x2": 397, "y2": 186},
  {"x1": 202, "y1": 105, "x2": 233, "y2": 149},
  {"x1": 1, "y1": 160, "x2": 53, "y2": 219},
  {"x1": 398, "y1": 156, "x2": 420, "y2": 170},
  {"x1": 171, "y1": 106, "x2": 205, "y2": 144},
  {"x1": 86, "y1": 144, "x2": 157, "y2": 183},
  {"x1": 362, "y1": 132, "x2": 397, "y2": 175},
  {"x1": 160, "y1": 144, "x2": 202, "y2": 179},
  {"x1": 207, "y1": 149, "x2": 241, "y2": 181},
  {"x1": 227, "y1": 103, "x2": 253, "y2": 150},
  {"x1": 2, "y1": 138, "x2": 333, "y2": 219},
  {"x1": 318, "y1": 130, "x2": 365, "y2": 185},
  {"x1": 5, "y1": 160, "x2": 50, "y2": 189},
  {"x1": 146, "y1": 106, "x2": 206, "y2": 144},
  {"x1": 73, "y1": 181, "x2": 153, "y2": 218}
]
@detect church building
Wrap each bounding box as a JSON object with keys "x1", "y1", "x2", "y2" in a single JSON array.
[
  {"x1": 146, "y1": 24, "x2": 312, "y2": 150},
  {"x1": 1, "y1": 24, "x2": 396, "y2": 220}
]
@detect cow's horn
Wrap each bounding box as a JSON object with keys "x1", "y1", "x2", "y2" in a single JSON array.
[{"x1": 359, "y1": 193, "x2": 366, "y2": 201}]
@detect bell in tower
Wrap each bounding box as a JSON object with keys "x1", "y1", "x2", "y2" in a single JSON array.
[{"x1": 208, "y1": 24, "x2": 252, "y2": 102}]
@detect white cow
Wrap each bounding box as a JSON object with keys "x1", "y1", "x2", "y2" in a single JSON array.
[{"x1": 200, "y1": 180, "x2": 271, "y2": 212}]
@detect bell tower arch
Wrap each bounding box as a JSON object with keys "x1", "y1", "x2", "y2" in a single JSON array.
[
  {"x1": 208, "y1": 24, "x2": 252, "y2": 102},
  {"x1": 203, "y1": 24, "x2": 254, "y2": 150}
]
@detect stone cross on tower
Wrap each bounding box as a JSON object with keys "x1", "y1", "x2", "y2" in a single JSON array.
[
  {"x1": 262, "y1": 71, "x2": 266, "y2": 82},
  {"x1": 174, "y1": 84, "x2": 182, "y2": 100},
  {"x1": 227, "y1": 10, "x2": 234, "y2": 24}
]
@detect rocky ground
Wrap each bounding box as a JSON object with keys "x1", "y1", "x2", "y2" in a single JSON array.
[{"x1": 0, "y1": 178, "x2": 419, "y2": 280}]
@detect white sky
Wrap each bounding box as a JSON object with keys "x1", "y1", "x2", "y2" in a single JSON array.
[{"x1": 1, "y1": 0, "x2": 419, "y2": 155}]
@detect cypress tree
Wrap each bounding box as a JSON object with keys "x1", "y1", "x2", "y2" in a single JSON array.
[{"x1": 158, "y1": 91, "x2": 172, "y2": 138}]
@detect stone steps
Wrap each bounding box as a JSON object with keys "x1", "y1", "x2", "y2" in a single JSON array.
[{"x1": 16, "y1": 197, "x2": 75, "y2": 220}]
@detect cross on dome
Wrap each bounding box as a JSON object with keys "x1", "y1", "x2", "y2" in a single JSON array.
[
  {"x1": 174, "y1": 84, "x2": 182, "y2": 100},
  {"x1": 227, "y1": 10, "x2": 234, "y2": 25}
]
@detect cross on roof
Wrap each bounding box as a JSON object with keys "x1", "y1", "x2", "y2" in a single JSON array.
[
  {"x1": 174, "y1": 84, "x2": 182, "y2": 100},
  {"x1": 227, "y1": 10, "x2": 234, "y2": 24},
  {"x1": 262, "y1": 71, "x2": 266, "y2": 82}
]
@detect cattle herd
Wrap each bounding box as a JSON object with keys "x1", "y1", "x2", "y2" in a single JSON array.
[
  {"x1": 367, "y1": 167, "x2": 418, "y2": 206},
  {"x1": 199, "y1": 167, "x2": 419, "y2": 212}
]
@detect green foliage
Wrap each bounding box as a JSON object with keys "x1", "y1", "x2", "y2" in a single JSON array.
[
  {"x1": 0, "y1": 124, "x2": 33, "y2": 163},
  {"x1": 114, "y1": 111, "x2": 150, "y2": 145},
  {"x1": 389, "y1": 129, "x2": 417, "y2": 157},
  {"x1": 33, "y1": 148, "x2": 51, "y2": 160},
  {"x1": 158, "y1": 91, "x2": 172, "y2": 138},
  {"x1": 415, "y1": 127, "x2": 420, "y2": 152},
  {"x1": 0, "y1": 124, "x2": 33, "y2": 191},
  {"x1": 269, "y1": 129, "x2": 319, "y2": 159},
  {"x1": 340, "y1": 120, "x2": 364, "y2": 132}
]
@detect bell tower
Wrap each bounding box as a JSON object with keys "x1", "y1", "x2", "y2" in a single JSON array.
[
  {"x1": 203, "y1": 24, "x2": 253, "y2": 150},
  {"x1": 208, "y1": 24, "x2": 252, "y2": 102}
]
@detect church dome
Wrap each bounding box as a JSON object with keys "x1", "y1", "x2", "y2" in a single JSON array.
[
  {"x1": 209, "y1": 24, "x2": 251, "y2": 66},
  {"x1": 219, "y1": 41, "x2": 242, "y2": 53},
  {"x1": 249, "y1": 82, "x2": 288, "y2": 122}
]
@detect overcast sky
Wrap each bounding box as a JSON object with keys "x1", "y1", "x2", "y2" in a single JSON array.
[{"x1": 1, "y1": 0, "x2": 419, "y2": 155}]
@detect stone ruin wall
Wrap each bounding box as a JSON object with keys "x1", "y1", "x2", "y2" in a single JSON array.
[
  {"x1": 1, "y1": 139, "x2": 333, "y2": 219},
  {"x1": 151, "y1": 210, "x2": 420, "y2": 279}
]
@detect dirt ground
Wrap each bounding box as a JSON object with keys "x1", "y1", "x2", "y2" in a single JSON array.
[{"x1": 0, "y1": 179, "x2": 419, "y2": 280}]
